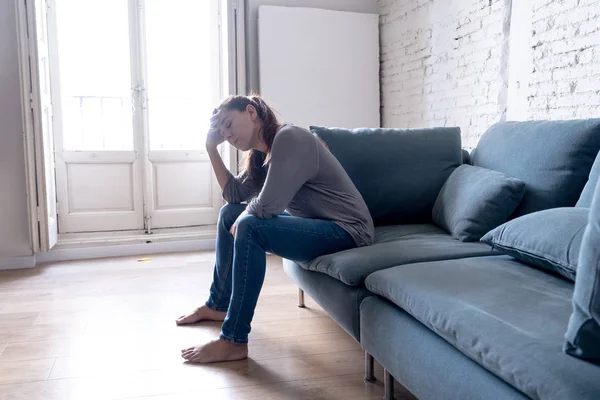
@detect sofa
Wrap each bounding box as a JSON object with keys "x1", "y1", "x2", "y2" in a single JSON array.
[{"x1": 283, "y1": 119, "x2": 600, "y2": 400}]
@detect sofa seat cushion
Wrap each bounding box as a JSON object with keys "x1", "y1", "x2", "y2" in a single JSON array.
[
  {"x1": 283, "y1": 259, "x2": 372, "y2": 341},
  {"x1": 365, "y1": 256, "x2": 600, "y2": 400},
  {"x1": 299, "y1": 224, "x2": 497, "y2": 287}
]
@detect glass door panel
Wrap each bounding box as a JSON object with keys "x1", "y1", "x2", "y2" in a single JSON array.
[
  {"x1": 145, "y1": 0, "x2": 216, "y2": 150},
  {"x1": 55, "y1": 0, "x2": 134, "y2": 151}
]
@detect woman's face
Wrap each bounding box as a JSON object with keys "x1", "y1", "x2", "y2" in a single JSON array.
[{"x1": 217, "y1": 105, "x2": 259, "y2": 151}]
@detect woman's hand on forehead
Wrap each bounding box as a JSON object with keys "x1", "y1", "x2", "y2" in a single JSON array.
[
  {"x1": 210, "y1": 110, "x2": 221, "y2": 127},
  {"x1": 211, "y1": 110, "x2": 230, "y2": 130}
]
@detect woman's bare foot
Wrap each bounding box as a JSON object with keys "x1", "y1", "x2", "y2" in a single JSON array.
[
  {"x1": 181, "y1": 338, "x2": 248, "y2": 363},
  {"x1": 175, "y1": 305, "x2": 227, "y2": 325}
]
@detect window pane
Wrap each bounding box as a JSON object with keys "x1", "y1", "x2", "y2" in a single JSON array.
[
  {"x1": 55, "y1": 0, "x2": 134, "y2": 151},
  {"x1": 145, "y1": 0, "x2": 217, "y2": 150}
]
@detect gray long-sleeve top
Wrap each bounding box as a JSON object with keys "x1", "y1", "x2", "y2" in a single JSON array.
[{"x1": 222, "y1": 125, "x2": 374, "y2": 247}]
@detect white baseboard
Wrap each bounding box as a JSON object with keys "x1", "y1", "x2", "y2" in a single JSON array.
[
  {"x1": 0, "y1": 255, "x2": 36, "y2": 270},
  {"x1": 35, "y1": 239, "x2": 216, "y2": 264}
]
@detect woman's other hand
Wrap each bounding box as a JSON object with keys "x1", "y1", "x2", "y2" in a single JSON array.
[{"x1": 230, "y1": 210, "x2": 249, "y2": 237}]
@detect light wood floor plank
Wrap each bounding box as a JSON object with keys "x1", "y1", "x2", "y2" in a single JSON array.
[
  {"x1": 0, "y1": 324, "x2": 86, "y2": 344},
  {"x1": 119, "y1": 372, "x2": 414, "y2": 400},
  {"x1": 0, "y1": 313, "x2": 38, "y2": 329},
  {"x1": 0, "y1": 359, "x2": 55, "y2": 385}
]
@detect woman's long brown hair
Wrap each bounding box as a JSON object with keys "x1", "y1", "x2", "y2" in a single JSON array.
[{"x1": 214, "y1": 94, "x2": 281, "y2": 187}]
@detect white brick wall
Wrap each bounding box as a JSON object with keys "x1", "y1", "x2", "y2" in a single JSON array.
[
  {"x1": 528, "y1": 0, "x2": 600, "y2": 120},
  {"x1": 379, "y1": 0, "x2": 509, "y2": 148},
  {"x1": 379, "y1": 0, "x2": 600, "y2": 147}
]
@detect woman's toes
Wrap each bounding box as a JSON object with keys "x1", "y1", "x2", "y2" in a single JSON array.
[
  {"x1": 182, "y1": 346, "x2": 199, "y2": 359},
  {"x1": 176, "y1": 309, "x2": 197, "y2": 323},
  {"x1": 176, "y1": 315, "x2": 193, "y2": 325}
]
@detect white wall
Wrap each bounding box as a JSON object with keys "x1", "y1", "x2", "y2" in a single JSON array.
[
  {"x1": 246, "y1": 0, "x2": 379, "y2": 93},
  {"x1": 527, "y1": 0, "x2": 600, "y2": 120},
  {"x1": 379, "y1": 0, "x2": 510, "y2": 148},
  {"x1": 379, "y1": 0, "x2": 600, "y2": 147},
  {"x1": 0, "y1": 0, "x2": 33, "y2": 259},
  {"x1": 258, "y1": 6, "x2": 380, "y2": 129}
]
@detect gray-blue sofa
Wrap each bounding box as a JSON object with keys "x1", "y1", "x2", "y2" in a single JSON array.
[{"x1": 283, "y1": 120, "x2": 600, "y2": 400}]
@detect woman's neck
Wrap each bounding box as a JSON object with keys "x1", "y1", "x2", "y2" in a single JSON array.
[
  {"x1": 254, "y1": 131, "x2": 269, "y2": 153},
  {"x1": 253, "y1": 124, "x2": 282, "y2": 153}
]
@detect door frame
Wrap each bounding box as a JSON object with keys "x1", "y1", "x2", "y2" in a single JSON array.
[
  {"x1": 16, "y1": 0, "x2": 61, "y2": 253},
  {"x1": 16, "y1": 0, "x2": 41, "y2": 253}
]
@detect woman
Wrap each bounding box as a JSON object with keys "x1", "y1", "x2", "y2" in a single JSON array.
[{"x1": 177, "y1": 95, "x2": 374, "y2": 363}]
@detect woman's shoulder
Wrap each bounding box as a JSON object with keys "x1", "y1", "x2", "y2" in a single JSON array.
[
  {"x1": 276, "y1": 124, "x2": 313, "y2": 138},
  {"x1": 273, "y1": 124, "x2": 316, "y2": 147}
]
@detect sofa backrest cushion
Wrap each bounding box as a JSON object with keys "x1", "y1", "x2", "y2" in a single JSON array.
[
  {"x1": 471, "y1": 119, "x2": 600, "y2": 217},
  {"x1": 565, "y1": 179, "x2": 600, "y2": 363},
  {"x1": 576, "y1": 150, "x2": 600, "y2": 208},
  {"x1": 432, "y1": 165, "x2": 526, "y2": 242},
  {"x1": 310, "y1": 125, "x2": 462, "y2": 225}
]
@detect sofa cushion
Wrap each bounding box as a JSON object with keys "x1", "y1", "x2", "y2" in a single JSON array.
[
  {"x1": 471, "y1": 119, "x2": 600, "y2": 216},
  {"x1": 577, "y1": 150, "x2": 600, "y2": 208},
  {"x1": 299, "y1": 224, "x2": 498, "y2": 287},
  {"x1": 310, "y1": 125, "x2": 462, "y2": 225},
  {"x1": 283, "y1": 259, "x2": 372, "y2": 341},
  {"x1": 360, "y1": 297, "x2": 529, "y2": 400},
  {"x1": 432, "y1": 165, "x2": 525, "y2": 242},
  {"x1": 365, "y1": 256, "x2": 600, "y2": 400},
  {"x1": 566, "y1": 180, "x2": 600, "y2": 363},
  {"x1": 480, "y1": 207, "x2": 589, "y2": 282}
]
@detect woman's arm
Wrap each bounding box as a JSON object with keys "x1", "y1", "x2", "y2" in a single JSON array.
[
  {"x1": 206, "y1": 115, "x2": 258, "y2": 204},
  {"x1": 206, "y1": 112, "x2": 230, "y2": 192},
  {"x1": 207, "y1": 147, "x2": 259, "y2": 204},
  {"x1": 207, "y1": 146, "x2": 232, "y2": 192},
  {"x1": 246, "y1": 127, "x2": 318, "y2": 218}
]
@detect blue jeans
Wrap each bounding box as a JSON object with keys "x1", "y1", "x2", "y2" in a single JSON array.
[{"x1": 206, "y1": 203, "x2": 356, "y2": 344}]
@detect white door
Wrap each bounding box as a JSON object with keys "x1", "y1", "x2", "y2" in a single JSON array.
[
  {"x1": 48, "y1": 0, "x2": 223, "y2": 234},
  {"x1": 140, "y1": 0, "x2": 222, "y2": 230},
  {"x1": 28, "y1": 0, "x2": 58, "y2": 250},
  {"x1": 50, "y1": 0, "x2": 144, "y2": 233}
]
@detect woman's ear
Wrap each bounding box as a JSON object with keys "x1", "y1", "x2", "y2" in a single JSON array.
[{"x1": 246, "y1": 104, "x2": 257, "y2": 121}]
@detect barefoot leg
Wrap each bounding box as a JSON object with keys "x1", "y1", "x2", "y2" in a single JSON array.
[
  {"x1": 176, "y1": 206, "x2": 246, "y2": 326},
  {"x1": 201, "y1": 204, "x2": 247, "y2": 318}
]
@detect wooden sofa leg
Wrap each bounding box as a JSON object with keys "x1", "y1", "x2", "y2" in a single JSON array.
[
  {"x1": 364, "y1": 351, "x2": 376, "y2": 382},
  {"x1": 384, "y1": 369, "x2": 395, "y2": 400},
  {"x1": 298, "y1": 287, "x2": 305, "y2": 308}
]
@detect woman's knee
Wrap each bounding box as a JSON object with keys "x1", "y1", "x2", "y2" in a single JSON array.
[
  {"x1": 219, "y1": 203, "x2": 247, "y2": 227},
  {"x1": 235, "y1": 214, "x2": 262, "y2": 234},
  {"x1": 235, "y1": 214, "x2": 268, "y2": 244}
]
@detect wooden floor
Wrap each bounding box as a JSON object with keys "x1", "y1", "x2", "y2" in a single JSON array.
[{"x1": 0, "y1": 252, "x2": 414, "y2": 400}]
